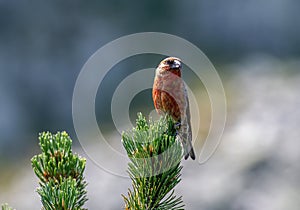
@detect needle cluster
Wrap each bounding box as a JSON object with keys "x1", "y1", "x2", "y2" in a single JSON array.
[
  {"x1": 1, "y1": 204, "x2": 14, "y2": 210},
  {"x1": 31, "y1": 131, "x2": 88, "y2": 210},
  {"x1": 122, "y1": 113, "x2": 184, "y2": 210}
]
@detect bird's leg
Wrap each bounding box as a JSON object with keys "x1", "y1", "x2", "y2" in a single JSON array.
[
  {"x1": 174, "y1": 122, "x2": 181, "y2": 129},
  {"x1": 174, "y1": 121, "x2": 181, "y2": 131}
]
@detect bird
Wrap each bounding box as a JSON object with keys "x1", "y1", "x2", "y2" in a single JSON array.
[{"x1": 152, "y1": 57, "x2": 196, "y2": 160}]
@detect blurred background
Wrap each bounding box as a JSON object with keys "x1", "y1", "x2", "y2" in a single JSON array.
[{"x1": 0, "y1": 1, "x2": 300, "y2": 209}]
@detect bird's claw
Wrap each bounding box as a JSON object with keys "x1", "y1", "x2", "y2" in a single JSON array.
[{"x1": 174, "y1": 122, "x2": 181, "y2": 130}]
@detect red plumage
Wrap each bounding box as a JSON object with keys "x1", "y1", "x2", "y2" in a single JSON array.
[{"x1": 152, "y1": 57, "x2": 195, "y2": 160}]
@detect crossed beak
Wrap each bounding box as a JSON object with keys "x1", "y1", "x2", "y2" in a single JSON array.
[{"x1": 170, "y1": 60, "x2": 182, "y2": 69}]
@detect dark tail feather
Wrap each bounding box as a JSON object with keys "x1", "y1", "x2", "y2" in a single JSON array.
[
  {"x1": 184, "y1": 144, "x2": 196, "y2": 160},
  {"x1": 176, "y1": 122, "x2": 196, "y2": 160}
]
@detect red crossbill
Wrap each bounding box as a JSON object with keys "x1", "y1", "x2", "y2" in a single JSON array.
[{"x1": 152, "y1": 57, "x2": 196, "y2": 160}]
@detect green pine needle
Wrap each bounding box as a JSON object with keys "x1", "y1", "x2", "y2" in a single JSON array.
[
  {"x1": 31, "y1": 131, "x2": 88, "y2": 210},
  {"x1": 1, "y1": 204, "x2": 14, "y2": 210},
  {"x1": 122, "y1": 113, "x2": 185, "y2": 210}
]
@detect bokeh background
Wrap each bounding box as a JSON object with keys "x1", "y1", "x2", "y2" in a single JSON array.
[{"x1": 1, "y1": 1, "x2": 300, "y2": 209}]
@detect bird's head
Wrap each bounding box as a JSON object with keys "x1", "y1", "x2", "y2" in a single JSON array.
[{"x1": 157, "y1": 57, "x2": 182, "y2": 76}]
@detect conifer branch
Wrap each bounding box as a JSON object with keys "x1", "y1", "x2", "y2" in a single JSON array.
[
  {"x1": 1, "y1": 204, "x2": 14, "y2": 210},
  {"x1": 31, "y1": 131, "x2": 88, "y2": 210},
  {"x1": 122, "y1": 113, "x2": 185, "y2": 210}
]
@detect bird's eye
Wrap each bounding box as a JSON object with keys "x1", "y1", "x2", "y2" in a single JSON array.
[{"x1": 166, "y1": 60, "x2": 174, "y2": 65}]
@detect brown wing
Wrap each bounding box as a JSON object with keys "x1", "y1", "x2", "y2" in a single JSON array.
[{"x1": 178, "y1": 85, "x2": 196, "y2": 160}]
